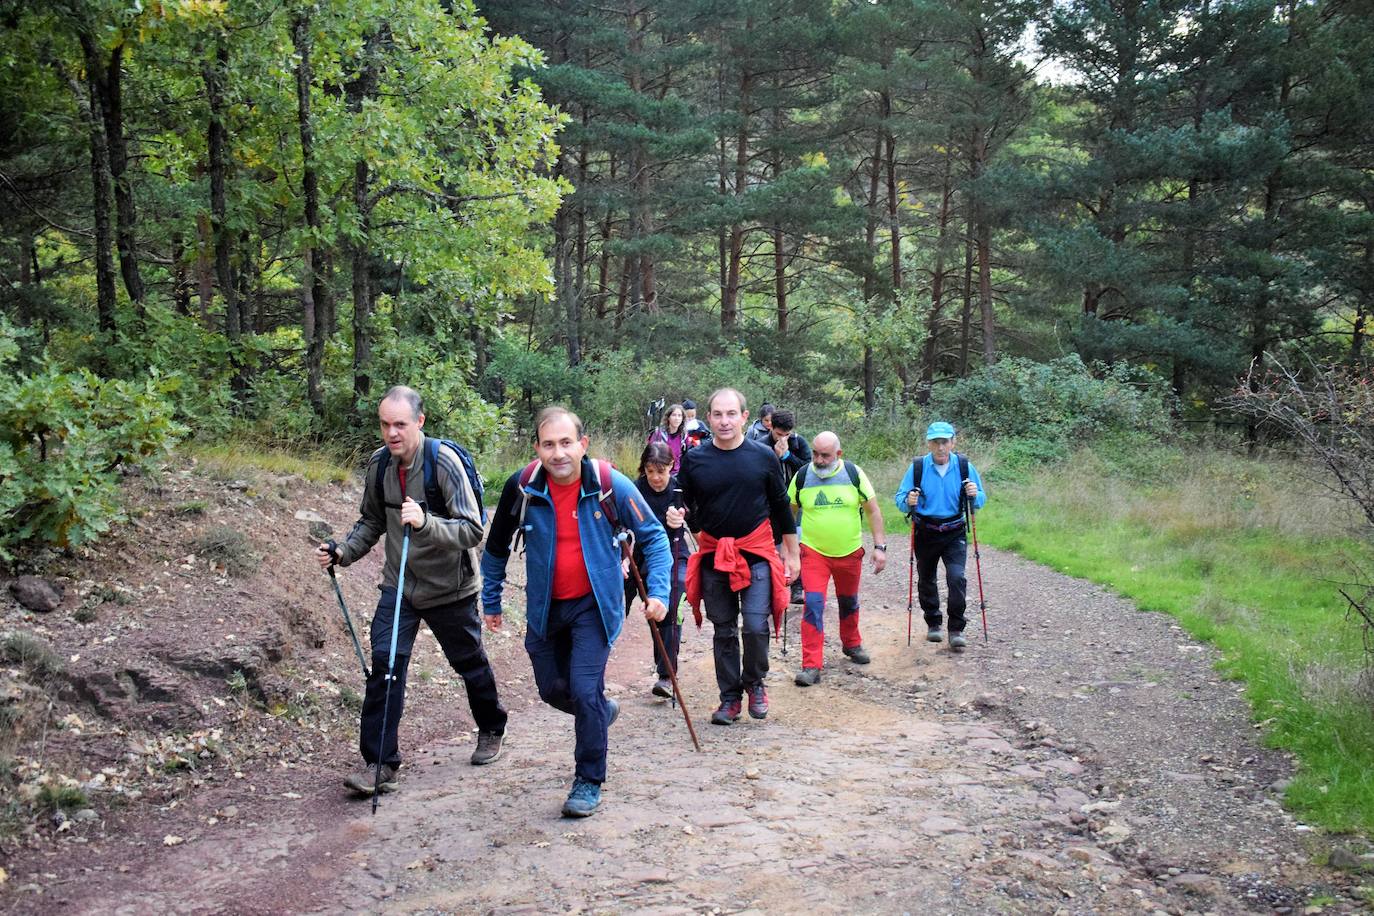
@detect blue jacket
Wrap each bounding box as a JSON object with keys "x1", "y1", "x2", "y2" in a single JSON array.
[
  {"x1": 480, "y1": 457, "x2": 672, "y2": 645},
  {"x1": 894, "y1": 453, "x2": 987, "y2": 518}
]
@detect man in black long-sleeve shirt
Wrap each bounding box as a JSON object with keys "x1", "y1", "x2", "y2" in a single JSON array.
[{"x1": 678, "y1": 388, "x2": 800, "y2": 725}]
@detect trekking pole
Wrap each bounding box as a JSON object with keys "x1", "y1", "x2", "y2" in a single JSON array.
[
  {"x1": 618, "y1": 532, "x2": 702, "y2": 752},
  {"x1": 326, "y1": 565, "x2": 371, "y2": 680},
  {"x1": 374, "y1": 523, "x2": 410, "y2": 813},
  {"x1": 906, "y1": 517, "x2": 915, "y2": 646},
  {"x1": 967, "y1": 507, "x2": 989, "y2": 642}
]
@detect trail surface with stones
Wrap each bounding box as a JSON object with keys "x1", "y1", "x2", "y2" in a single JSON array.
[{"x1": 57, "y1": 541, "x2": 1365, "y2": 914}]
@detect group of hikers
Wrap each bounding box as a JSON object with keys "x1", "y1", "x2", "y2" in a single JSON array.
[{"x1": 314, "y1": 385, "x2": 986, "y2": 818}]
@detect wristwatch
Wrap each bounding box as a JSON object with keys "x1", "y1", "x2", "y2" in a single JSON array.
[{"x1": 873, "y1": 544, "x2": 887, "y2": 552}]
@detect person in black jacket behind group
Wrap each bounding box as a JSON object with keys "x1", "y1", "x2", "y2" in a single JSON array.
[
  {"x1": 750, "y1": 408, "x2": 811, "y2": 604},
  {"x1": 626, "y1": 442, "x2": 691, "y2": 699}
]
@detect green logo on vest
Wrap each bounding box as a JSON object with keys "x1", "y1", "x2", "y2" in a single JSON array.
[{"x1": 812, "y1": 490, "x2": 833, "y2": 507}]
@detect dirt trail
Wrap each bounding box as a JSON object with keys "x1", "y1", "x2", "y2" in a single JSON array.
[{"x1": 47, "y1": 539, "x2": 1365, "y2": 915}]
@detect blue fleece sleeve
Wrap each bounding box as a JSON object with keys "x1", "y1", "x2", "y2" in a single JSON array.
[
  {"x1": 968, "y1": 464, "x2": 987, "y2": 512},
  {"x1": 479, "y1": 472, "x2": 522, "y2": 616}
]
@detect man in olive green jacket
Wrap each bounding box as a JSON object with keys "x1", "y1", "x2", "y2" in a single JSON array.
[{"x1": 316, "y1": 386, "x2": 506, "y2": 796}]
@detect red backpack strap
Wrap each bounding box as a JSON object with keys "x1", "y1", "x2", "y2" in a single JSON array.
[
  {"x1": 511, "y1": 460, "x2": 543, "y2": 554},
  {"x1": 595, "y1": 459, "x2": 620, "y2": 531}
]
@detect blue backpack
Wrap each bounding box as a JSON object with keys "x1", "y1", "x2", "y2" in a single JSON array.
[{"x1": 376, "y1": 438, "x2": 487, "y2": 524}]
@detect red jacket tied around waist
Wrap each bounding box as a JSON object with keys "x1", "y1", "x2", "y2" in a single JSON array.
[{"x1": 685, "y1": 519, "x2": 788, "y2": 636}]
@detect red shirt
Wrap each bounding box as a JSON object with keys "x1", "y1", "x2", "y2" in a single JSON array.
[{"x1": 549, "y1": 477, "x2": 593, "y2": 600}]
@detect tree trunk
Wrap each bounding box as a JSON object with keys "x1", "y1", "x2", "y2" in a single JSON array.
[
  {"x1": 976, "y1": 219, "x2": 996, "y2": 365},
  {"x1": 80, "y1": 35, "x2": 145, "y2": 318},
  {"x1": 204, "y1": 41, "x2": 237, "y2": 344},
  {"x1": 1354, "y1": 206, "x2": 1372, "y2": 366},
  {"x1": 292, "y1": 10, "x2": 325, "y2": 417},
  {"x1": 960, "y1": 224, "x2": 973, "y2": 376},
  {"x1": 774, "y1": 225, "x2": 788, "y2": 334},
  {"x1": 771, "y1": 96, "x2": 787, "y2": 334},
  {"x1": 614, "y1": 255, "x2": 630, "y2": 330},
  {"x1": 347, "y1": 26, "x2": 384, "y2": 409},
  {"x1": 555, "y1": 199, "x2": 580, "y2": 366},
  {"x1": 352, "y1": 157, "x2": 374, "y2": 405},
  {"x1": 170, "y1": 231, "x2": 191, "y2": 316},
  {"x1": 861, "y1": 133, "x2": 883, "y2": 414},
  {"x1": 195, "y1": 211, "x2": 213, "y2": 327},
  {"x1": 66, "y1": 52, "x2": 117, "y2": 339},
  {"x1": 722, "y1": 60, "x2": 752, "y2": 330},
  {"x1": 921, "y1": 143, "x2": 956, "y2": 402}
]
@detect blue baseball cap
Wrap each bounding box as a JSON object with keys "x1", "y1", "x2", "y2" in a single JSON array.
[{"x1": 925, "y1": 421, "x2": 956, "y2": 440}]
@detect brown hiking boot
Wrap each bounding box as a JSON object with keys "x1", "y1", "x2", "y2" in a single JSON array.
[
  {"x1": 470, "y1": 729, "x2": 505, "y2": 766},
  {"x1": 345, "y1": 763, "x2": 397, "y2": 795}
]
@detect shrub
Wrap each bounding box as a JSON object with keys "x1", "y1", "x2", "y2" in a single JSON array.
[
  {"x1": 193, "y1": 526, "x2": 257, "y2": 576},
  {"x1": 0, "y1": 318, "x2": 186, "y2": 558},
  {"x1": 0, "y1": 631, "x2": 64, "y2": 681},
  {"x1": 930, "y1": 354, "x2": 1174, "y2": 444}
]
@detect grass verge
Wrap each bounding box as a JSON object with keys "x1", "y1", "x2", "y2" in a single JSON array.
[
  {"x1": 973, "y1": 443, "x2": 1374, "y2": 835},
  {"x1": 188, "y1": 438, "x2": 354, "y2": 485}
]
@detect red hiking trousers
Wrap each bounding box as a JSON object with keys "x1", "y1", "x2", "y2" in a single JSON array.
[{"x1": 799, "y1": 545, "x2": 863, "y2": 670}]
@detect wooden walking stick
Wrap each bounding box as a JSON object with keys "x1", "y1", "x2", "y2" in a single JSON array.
[{"x1": 618, "y1": 532, "x2": 702, "y2": 752}]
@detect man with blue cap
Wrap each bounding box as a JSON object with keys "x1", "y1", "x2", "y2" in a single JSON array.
[{"x1": 893, "y1": 421, "x2": 986, "y2": 650}]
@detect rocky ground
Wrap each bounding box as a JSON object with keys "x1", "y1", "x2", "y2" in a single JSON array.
[{"x1": 1, "y1": 462, "x2": 1371, "y2": 914}]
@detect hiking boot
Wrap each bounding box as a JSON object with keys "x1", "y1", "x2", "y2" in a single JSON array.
[
  {"x1": 344, "y1": 763, "x2": 397, "y2": 796},
  {"x1": 789, "y1": 581, "x2": 804, "y2": 605},
  {"x1": 651, "y1": 678, "x2": 673, "y2": 699},
  {"x1": 470, "y1": 729, "x2": 505, "y2": 766},
  {"x1": 949, "y1": 631, "x2": 967, "y2": 651},
  {"x1": 607, "y1": 697, "x2": 620, "y2": 727},
  {"x1": 710, "y1": 700, "x2": 742, "y2": 725},
  {"x1": 926, "y1": 626, "x2": 944, "y2": 643},
  {"x1": 561, "y1": 777, "x2": 602, "y2": 818},
  {"x1": 747, "y1": 684, "x2": 769, "y2": 719},
  {"x1": 842, "y1": 644, "x2": 871, "y2": 665},
  {"x1": 794, "y1": 667, "x2": 821, "y2": 687}
]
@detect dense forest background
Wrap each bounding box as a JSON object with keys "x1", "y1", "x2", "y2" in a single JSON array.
[{"x1": 1, "y1": 0, "x2": 1373, "y2": 550}]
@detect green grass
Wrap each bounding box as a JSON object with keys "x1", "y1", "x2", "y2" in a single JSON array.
[{"x1": 969, "y1": 444, "x2": 1374, "y2": 835}]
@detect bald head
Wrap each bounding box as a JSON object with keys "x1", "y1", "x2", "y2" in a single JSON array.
[
  {"x1": 811, "y1": 431, "x2": 841, "y2": 470},
  {"x1": 381, "y1": 385, "x2": 423, "y2": 421}
]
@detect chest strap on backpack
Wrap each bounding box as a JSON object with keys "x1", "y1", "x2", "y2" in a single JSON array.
[
  {"x1": 911, "y1": 452, "x2": 971, "y2": 518},
  {"x1": 511, "y1": 458, "x2": 621, "y2": 556}
]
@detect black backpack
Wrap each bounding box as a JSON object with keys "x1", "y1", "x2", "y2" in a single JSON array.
[
  {"x1": 375, "y1": 437, "x2": 487, "y2": 524},
  {"x1": 793, "y1": 460, "x2": 864, "y2": 521},
  {"x1": 911, "y1": 453, "x2": 971, "y2": 517}
]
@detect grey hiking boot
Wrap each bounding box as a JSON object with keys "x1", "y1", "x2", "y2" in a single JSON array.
[
  {"x1": 926, "y1": 626, "x2": 944, "y2": 643},
  {"x1": 949, "y1": 631, "x2": 967, "y2": 650},
  {"x1": 794, "y1": 667, "x2": 821, "y2": 687},
  {"x1": 651, "y1": 678, "x2": 673, "y2": 699},
  {"x1": 345, "y1": 763, "x2": 397, "y2": 795},
  {"x1": 470, "y1": 729, "x2": 505, "y2": 766},
  {"x1": 561, "y1": 777, "x2": 602, "y2": 817},
  {"x1": 607, "y1": 697, "x2": 620, "y2": 727},
  {"x1": 842, "y1": 644, "x2": 871, "y2": 665},
  {"x1": 711, "y1": 699, "x2": 742, "y2": 725}
]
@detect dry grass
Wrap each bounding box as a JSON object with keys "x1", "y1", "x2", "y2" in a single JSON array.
[{"x1": 189, "y1": 439, "x2": 354, "y2": 485}]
